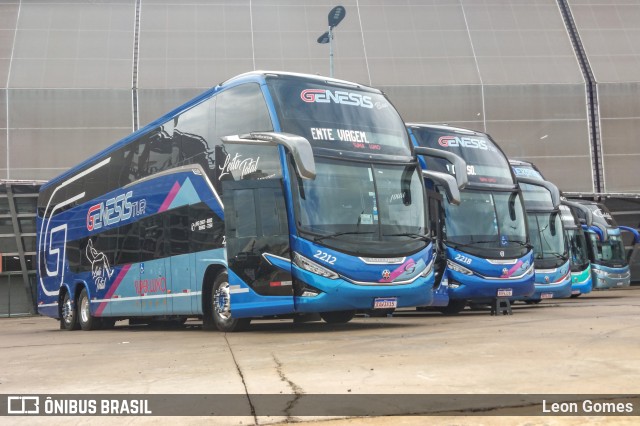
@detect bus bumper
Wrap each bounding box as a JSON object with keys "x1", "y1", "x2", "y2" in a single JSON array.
[
  {"x1": 516, "y1": 277, "x2": 572, "y2": 302},
  {"x1": 571, "y1": 270, "x2": 593, "y2": 296},
  {"x1": 433, "y1": 268, "x2": 536, "y2": 304},
  {"x1": 293, "y1": 266, "x2": 434, "y2": 313},
  {"x1": 592, "y1": 269, "x2": 631, "y2": 289}
]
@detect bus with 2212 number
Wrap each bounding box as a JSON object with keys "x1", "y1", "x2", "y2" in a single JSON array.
[{"x1": 36, "y1": 71, "x2": 447, "y2": 332}]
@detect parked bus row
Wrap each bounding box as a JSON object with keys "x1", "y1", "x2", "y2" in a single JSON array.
[{"x1": 36, "y1": 71, "x2": 638, "y2": 332}]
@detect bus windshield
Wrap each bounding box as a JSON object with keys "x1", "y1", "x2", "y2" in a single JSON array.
[
  {"x1": 267, "y1": 76, "x2": 411, "y2": 157},
  {"x1": 566, "y1": 228, "x2": 589, "y2": 270},
  {"x1": 443, "y1": 190, "x2": 528, "y2": 258},
  {"x1": 411, "y1": 127, "x2": 513, "y2": 186},
  {"x1": 589, "y1": 233, "x2": 626, "y2": 267},
  {"x1": 292, "y1": 157, "x2": 427, "y2": 256},
  {"x1": 527, "y1": 211, "x2": 568, "y2": 268}
]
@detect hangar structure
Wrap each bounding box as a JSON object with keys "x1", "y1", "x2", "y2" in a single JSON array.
[{"x1": 1, "y1": 0, "x2": 639, "y2": 315}]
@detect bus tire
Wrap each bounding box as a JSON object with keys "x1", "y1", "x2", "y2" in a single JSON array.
[
  {"x1": 60, "y1": 291, "x2": 79, "y2": 331},
  {"x1": 320, "y1": 310, "x2": 355, "y2": 324},
  {"x1": 78, "y1": 288, "x2": 99, "y2": 331},
  {"x1": 438, "y1": 299, "x2": 467, "y2": 315},
  {"x1": 570, "y1": 294, "x2": 581, "y2": 298},
  {"x1": 205, "y1": 271, "x2": 250, "y2": 332}
]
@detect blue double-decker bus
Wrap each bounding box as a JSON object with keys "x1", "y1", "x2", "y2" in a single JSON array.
[
  {"x1": 559, "y1": 202, "x2": 593, "y2": 297},
  {"x1": 572, "y1": 201, "x2": 632, "y2": 289},
  {"x1": 510, "y1": 160, "x2": 571, "y2": 302},
  {"x1": 510, "y1": 161, "x2": 593, "y2": 298},
  {"x1": 37, "y1": 71, "x2": 439, "y2": 331},
  {"x1": 407, "y1": 124, "x2": 535, "y2": 314}
]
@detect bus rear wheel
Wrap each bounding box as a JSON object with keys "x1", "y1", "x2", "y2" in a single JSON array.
[
  {"x1": 204, "y1": 271, "x2": 250, "y2": 332},
  {"x1": 78, "y1": 288, "x2": 99, "y2": 331},
  {"x1": 320, "y1": 310, "x2": 355, "y2": 324},
  {"x1": 60, "y1": 291, "x2": 79, "y2": 331}
]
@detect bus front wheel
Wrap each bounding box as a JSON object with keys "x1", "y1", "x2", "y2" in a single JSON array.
[
  {"x1": 204, "y1": 271, "x2": 250, "y2": 332},
  {"x1": 320, "y1": 310, "x2": 355, "y2": 324},
  {"x1": 60, "y1": 291, "x2": 79, "y2": 331}
]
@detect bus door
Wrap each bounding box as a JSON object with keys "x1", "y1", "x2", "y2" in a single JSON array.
[
  {"x1": 222, "y1": 179, "x2": 295, "y2": 316},
  {"x1": 139, "y1": 214, "x2": 168, "y2": 315},
  {"x1": 166, "y1": 208, "x2": 195, "y2": 315},
  {"x1": 427, "y1": 188, "x2": 446, "y2": 286}
]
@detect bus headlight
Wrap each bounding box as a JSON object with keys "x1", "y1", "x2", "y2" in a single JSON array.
[
  {"x1": 593, "y1": 269, "x2": 607, "y2": 276},
  {"x1": 293, "y1": 252, "x2": 339, "y2": 280},
  {"x1": 447, "y1": 260, "x2": 473, "y2": 276}
]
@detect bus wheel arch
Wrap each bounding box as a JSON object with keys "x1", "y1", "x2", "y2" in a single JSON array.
[{"x1": 202, "y1": 267, "x2": 250, "y2": 332}]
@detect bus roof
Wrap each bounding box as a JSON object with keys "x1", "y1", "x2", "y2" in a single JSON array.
[
  {"x1": 406, "y1": 123, "x2": 483, "y2": 136},
  {"x1": 42, "y1": 71, "x2": 379, "y2": 190}
]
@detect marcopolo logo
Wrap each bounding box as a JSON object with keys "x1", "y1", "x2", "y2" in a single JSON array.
[
  {"x1": 300, "y1": 89, "x2": 374, "y2": 109},
  {"x1": 438, "y1": 136, "x2": 489, "y2": 150}
]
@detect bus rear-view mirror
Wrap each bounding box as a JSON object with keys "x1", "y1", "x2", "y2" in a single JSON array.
[
  {"x1": 221, "y1": 132, "x2": 316, "y2": 180},
  {"x1": 422, "y1": 170, "x2": 461, "y2": 205},
  {"x1": 414, "y1": 146, "x2": 468, "y2": 190}
]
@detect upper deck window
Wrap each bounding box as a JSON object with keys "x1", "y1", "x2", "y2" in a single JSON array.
[{"x1": 267, "y1": 76, "x2": 411, "y2": 157}]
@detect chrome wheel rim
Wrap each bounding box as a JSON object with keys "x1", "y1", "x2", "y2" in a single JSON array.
[
  {"x1": 80, "y1": 296, "x2": 89, "y2": 324},
  {"x1": 213, "y1": 281, "x2": 231, "y2": 321},
  {"x1": 62, "y1": 297, "x2": 73, "y2": 324}
]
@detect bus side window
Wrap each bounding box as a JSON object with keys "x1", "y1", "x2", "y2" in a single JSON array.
[
  {"x1": 167, "y1": 206, "x2": 190, "y2": 256},
  {"x1": 214, "y1": 83, "x2": 273, "y2": 142},
  {"x1": 116, "y1": 222, "x2": 140, "y2": 265},
  {"x1": 189, "y1": 202, "x2": 224, "y2": 252},
  {"x1": 140, "y1": 215, "x2": 165, "y2": 261}
]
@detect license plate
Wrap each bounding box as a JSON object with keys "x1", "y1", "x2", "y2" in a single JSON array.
[
  {"x1": 373, "y1": 297, "x2": 397, "y2": 309},
  {"x1": 497, "y1": 288, "x2": 513, "y2": 297},
  {"x1": 541, "y1": 293, "x2": 554, "y2": 299},
  {"x1": 571, "y1": 290, "x2": 580, "y2": 295}
]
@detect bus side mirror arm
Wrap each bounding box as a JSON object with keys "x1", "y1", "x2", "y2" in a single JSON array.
[
  {"x1": 413, "y1": 147, "x2": 468, "y2": 190},
  {"x1": 221, "y1": 132, "x2": 316, "y2": 180},
  {"x1": 516, "y1": 176, "x2": 561, "y2": 209},
  {"x1": 561, "y1": 199, "x2": 593, "y2": 227},
  {"x1": 619, "y1": 226, "x2": 640, "y2": 245},
  {"x1": 591, "y1": 223, "x2": 609, "y2": 242},
  {"x1": 422, "y1": 170, "x2": 461, "y2": 205}
]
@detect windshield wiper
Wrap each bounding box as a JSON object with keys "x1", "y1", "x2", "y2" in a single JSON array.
[
  {"x1": 383, "y1": 232, "x2": 430, "y2": 241},
  {"x1": 314, "y1": 231, "x2": 374, "y2": 242},
  {"x1": 444, "y1": 239, "x2": 498, "y2": 249},
  {"x1": 505, "y1": 239, "x2": 534, "y2": 249}
]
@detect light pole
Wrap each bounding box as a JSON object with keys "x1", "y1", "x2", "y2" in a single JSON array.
[{"x1": 317, "y1": 6, "x2": 346, "y2": 78}]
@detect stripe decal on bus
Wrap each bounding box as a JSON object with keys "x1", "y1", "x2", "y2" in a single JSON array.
[
  {"x1": 91, "y1": 291, "x2": 202, "y2": 303},
  {"x1": 95, "y1": 264, "x2": 131, "y2": 316}
]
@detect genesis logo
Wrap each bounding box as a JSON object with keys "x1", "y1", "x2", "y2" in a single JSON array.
[
  {"x1": 300, "y1": 89, "x2": 374, "y2": 109},
  {"x1": 438, "y1": 136, "x2": 490, "y2": 150}
]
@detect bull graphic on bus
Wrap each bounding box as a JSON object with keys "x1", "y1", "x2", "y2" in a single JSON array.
[{"x1": 86, "y1": 239, "x2": 114, "y2": 290}]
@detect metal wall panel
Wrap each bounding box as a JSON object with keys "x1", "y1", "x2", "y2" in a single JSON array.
[
  {"x1": 10, "y1": 2, "x2": 135, "y2": 89},
  {"x1": 570, "y1": 0, "x2": 640, "y2": 193}
]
